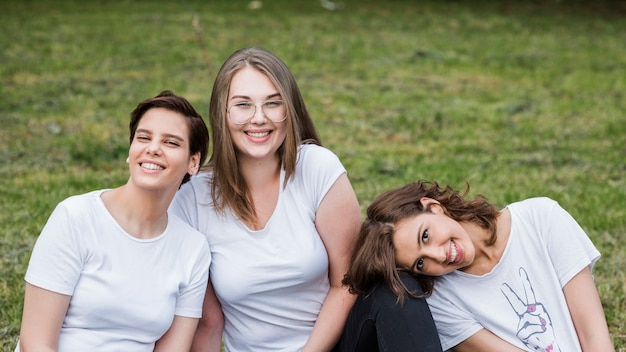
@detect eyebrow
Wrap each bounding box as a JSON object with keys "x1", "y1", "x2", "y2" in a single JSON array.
[
  {"x1": 136, "y1": 128, "x2": 185, "y2": 142},
  {"x1": 230, "y1": 92, "x2": 282, "y2": 101}
]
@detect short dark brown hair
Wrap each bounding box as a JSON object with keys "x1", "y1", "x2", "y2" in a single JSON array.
[{"x1": 129, "y1": 90, "x2": 209, "y2": 185}]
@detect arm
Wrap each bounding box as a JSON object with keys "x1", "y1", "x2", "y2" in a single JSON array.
[
  {"x1": 154, "y1": 316, "x2": 199, "y2": 352},
  {"x1": 18, "y1": 283, "x2": 71, "y2": 352},
  {"x1": 563, "y1": 266, "x2": 615, "y2": 351},
  {"x1": 304, "y1": 173, "x2": 361, "y2": 352},
  {"x1": 190, "y1": 280, "x2": 224, "y2": 352},
  {"x1": 454, "y1": 267, "x2": 615, "y2": 352},
  {"x1": 452, "y1": 329, "x2": 527, "y2": 352}
]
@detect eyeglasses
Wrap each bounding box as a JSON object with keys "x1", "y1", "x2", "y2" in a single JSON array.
[{"x1": 227, "y1": 100, "x2": 287, "y2": 125}]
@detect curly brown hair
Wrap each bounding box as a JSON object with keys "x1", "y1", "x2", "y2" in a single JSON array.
[{"x1": 342, "y1": 181, "x2": 499, "y2": 304}]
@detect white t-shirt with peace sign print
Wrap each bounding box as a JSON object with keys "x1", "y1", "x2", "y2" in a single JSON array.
[{"x1": 426, "y1": 197, "x2": 600, "y2": 351}]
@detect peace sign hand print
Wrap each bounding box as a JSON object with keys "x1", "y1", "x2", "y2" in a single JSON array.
[{"x1": 500, "y1": 267, "x2": 560, "y2": 352}]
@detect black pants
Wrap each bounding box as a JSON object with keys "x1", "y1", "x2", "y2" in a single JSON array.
[{"x1": 334, "y1": 273, "x2": 443, "y2": 352}]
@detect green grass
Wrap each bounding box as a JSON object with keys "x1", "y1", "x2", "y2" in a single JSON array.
[{"x1": 1, "y1": 0, "x2": 625, "y2": 350}]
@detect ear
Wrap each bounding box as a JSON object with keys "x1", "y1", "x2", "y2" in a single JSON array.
[
  {"x1": 419, "y1": 197, "x2": 443, "y2": 213},
  {"x1": 188, "y1": 152, "x2": 201, "y2": 175},
  {"x1": 126, "y1": 157, "x2": 130, "y2": 163}
]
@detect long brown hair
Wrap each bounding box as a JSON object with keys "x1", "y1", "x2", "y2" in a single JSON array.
[
  {"x1": 342, "y1": 181, "x2": 499, "y2": 303},
  {"x1": 207, "y1": 47, "x2": 320, "y2": 226}
]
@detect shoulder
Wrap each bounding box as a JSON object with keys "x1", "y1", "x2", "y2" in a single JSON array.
[
  {"x1": 294, "y1": 144, "x2": 346, "y2": 181},
  {"x1": 58, "y1": 189, "x2": 105, "y2": 206},
  {"x1": 286, "y1": 145, "x2": 347, "y2": 206},
  {"x1": 52, "y1": 190, "x2": 107, "y2": 218},
  {"x1": 298, "y1": 144, "x2": 339, "y2": 161},
  {"x1": 506, "y1": 197, "x2": 561, "y2": 228},
  {"x1": 177, "y1": 171, "x2": 213, "y2": 205},
  {"x1": 507, "y1": 197, "x2": 560, "y2": 218},
  {"x1": 508, "y1": 196, "x2": 557, "y2": 208},
  {"x1": 506, "y1": 197, "x2": 585, "y2": 245},
  {"x1": 186, "y1": 171, "x2": 212, "y2": 191},
  {"x1": 297, "y1": 144, "x2": 344, "y2": 170}
]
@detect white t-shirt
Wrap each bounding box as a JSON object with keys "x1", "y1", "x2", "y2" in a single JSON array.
[
  {"x1": 18, "y1": 190, "x2": 211, "y2": 352},
  {"x1": 426, "y1": 197, "x2": 600, "y2": 351},
  {"x1": 170, "y1": 144, "x2": 347, "y2": 352}
]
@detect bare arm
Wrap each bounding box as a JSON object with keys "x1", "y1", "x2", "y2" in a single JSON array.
[
  {"x1": 190, "y1": 280, "x2": 224, "y2": 352},
  {"x1": 18, "y1": 283, "x2": 71, "y2": 352},
  {"x1": 452, "y1": 329, "x2": 527, "y2": 352},
  {"x1": 155, "y1": 316, "x2": 199, "y2": 352},
  {"x1": 303, "y1": 173, "x2": 361, "y2": 352},
  {"x1": 454, "y1": 266, "x2": 615, "y2": 352},
  {"x1": 563, "y1": 266, "x2": 615, "y2": 351}
]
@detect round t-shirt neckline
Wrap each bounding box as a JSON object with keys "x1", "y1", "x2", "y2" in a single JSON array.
[{"x1": 96, "y1": 189, "x2": 169, "y2": 243}]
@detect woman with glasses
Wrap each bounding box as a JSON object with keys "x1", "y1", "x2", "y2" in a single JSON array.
[{"x1": 170, "y1": 47, "x2": 362, "y2": 351}]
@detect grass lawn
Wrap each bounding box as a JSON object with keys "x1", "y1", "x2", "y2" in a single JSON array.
[{"x1": 1, "y1": 0, "x2": 625, "y2": 350}]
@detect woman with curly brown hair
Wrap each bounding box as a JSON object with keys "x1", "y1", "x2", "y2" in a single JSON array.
[{"x1": 342, "y1": 181, "x2": 613, "y2": 351}]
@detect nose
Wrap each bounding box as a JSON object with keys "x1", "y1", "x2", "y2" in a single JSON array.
[
  {"x1": 424, "y1": 245, "x2": 447, "y2": 264},
  {"x1": 249, "y1": 102, "x2": 266, "y2": 124},
  {"x1": 146, "y1": 140, "x2": 162, "y2": 155}
]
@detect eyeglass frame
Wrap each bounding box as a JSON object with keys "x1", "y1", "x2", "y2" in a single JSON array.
[{"x1": 227, "y1": 100, "x2": 288, "y2": 125}]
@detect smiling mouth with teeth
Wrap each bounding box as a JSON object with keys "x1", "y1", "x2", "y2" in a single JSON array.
[
  {"x1": 449, "y1": 241, "x2": 458, "y2": 264},
  {"x1": 141, "y1": 162, "x2": 164, "y2": 170},
  {"x1": 246, "y1": 131, "x2": 270, "y2": 138}
]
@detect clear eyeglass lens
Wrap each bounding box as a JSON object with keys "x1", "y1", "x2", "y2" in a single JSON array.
[{"x1": 229, "y1": 100, "x2": 286, "y2": 124}]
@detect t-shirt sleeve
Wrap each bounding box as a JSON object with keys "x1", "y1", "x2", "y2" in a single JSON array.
[
  {"x1": 297, "y1": 145, "x2": 347, "y2": 209},
  {"x1": 174, "y1": 234, "x2": 211, "y2": 318},
  {"x1": 542, "y1": 198, "x2": 601, "y2": 288},
  {"x1": 427, "y1": 281, "x2": 484, "y2": 350},
  {"x1": 25, "y1": 201, "x2": 84, "y2": 296}
]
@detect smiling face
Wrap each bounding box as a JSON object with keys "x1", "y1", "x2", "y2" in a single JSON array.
[
  {"x1": 392, "y1": 203, "x2": 476, "y2": 276},
  {"x1": 128, "y1": 107, "x2": 199, "y2": 192},
  {"x1": 226, "y1": 66, "x2": 288, "y2": 164}
]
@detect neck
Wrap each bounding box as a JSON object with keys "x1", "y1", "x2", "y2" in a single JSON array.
[
  {"x1": 239, "y1": 154, "x2": 282, "y2": 190},
  {"x1": 460, "y1": 208, "x2": 511, "y2": 275},
  {"x1": 237, "y1": 154, "x2": 282, "y2": 230},
  {"x1": 101, "y1": 183, "x2": 173, "y2": 239}
]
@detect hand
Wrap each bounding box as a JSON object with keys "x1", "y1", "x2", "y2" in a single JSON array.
[{"x1": 500, "y1": 268, "x2": 560, "y2": 352}]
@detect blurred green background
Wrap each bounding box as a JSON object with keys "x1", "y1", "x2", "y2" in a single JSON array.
[{"x1": 1, "y1": 0, "x2": 625, "y2": 350}]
